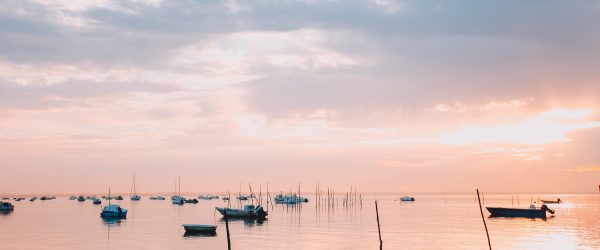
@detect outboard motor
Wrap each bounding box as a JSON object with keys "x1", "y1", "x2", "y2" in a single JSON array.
[{"x1": 256, "y1": 206, "x2": 268, "y2": 218}]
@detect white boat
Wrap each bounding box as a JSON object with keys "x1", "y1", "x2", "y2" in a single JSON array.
[
  {"x1": 274, "y1": 194, "x2": 308, "y2": 204},
  {"x1": 400, "y1": 196, "x2": 415, "y2": 202},
  {"x1": 0, "y1": 201, "x2": 14, "y2": 211},
  {"x1": 101, "y1": 204, "x2": 128, "y2": 218},
  {"x1": 216, "y1": 205, "x2": 267, "y2": 219},
  {"x1": 198, "y1": 195, "x2": 212, "y2": 200},
  {"x1": 183, "y1": 224, "x2": 217, "y2": 233},
  {"x1": 171, "y1": 196, "x2": 184, "y2": 205},
  {"x1": 130, "y1": 173, "x2": 141, "y2": 201}
]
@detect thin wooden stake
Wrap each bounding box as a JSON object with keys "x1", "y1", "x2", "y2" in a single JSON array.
[
  {"x1": 224, "y1": 209, "x2": 231, "y2": 250},
  {"x1": 375, "y1": 200, "x2": 383, "y2": 250},
  {"x1": 476, "y1": 189, "x2": 492, "y2": 250}
]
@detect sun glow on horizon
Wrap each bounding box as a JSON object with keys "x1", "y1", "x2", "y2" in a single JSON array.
[{"x1": 440, "y1": 108, "x2": 600, "y2": 145}]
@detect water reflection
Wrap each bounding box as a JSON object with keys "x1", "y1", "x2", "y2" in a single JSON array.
[
  {"x1": 219, "y1": 217, "x2": 266, "y2": 228},
  {"x1": 102, "y1": 218, "x2": 126, "y2": 226},
  {"x1": 488, "y1": 215, "x2": 555, "y2": 221},
  {"x1": 0, "y1": 210, "x2": 13, "y2": 216},
  {"x1": 183, "y1": 231, "x2": 217, "y2": 238}
]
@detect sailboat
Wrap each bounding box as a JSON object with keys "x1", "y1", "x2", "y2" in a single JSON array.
[
  {"x1": 130, "y1": 173, "x2": 141, "y2": 201},
  {"x1": 171, "y1": 176, "x2": 184, "y2": 205}
]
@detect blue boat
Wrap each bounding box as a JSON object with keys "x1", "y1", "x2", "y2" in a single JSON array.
[
  {"x1": 486, "y1": 207, "x2": 553, "y2": 219},
  {"x1": 100, "y1": 204, "x2": 128, "y2": 218}
]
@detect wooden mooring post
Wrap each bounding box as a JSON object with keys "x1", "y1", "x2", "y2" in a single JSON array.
[
  {"x1": 375, "y1": 200, "x2": 383, "y2": 250},
  {"x1": 476, "y1": 189, "x2": 492, "y2": 250}
]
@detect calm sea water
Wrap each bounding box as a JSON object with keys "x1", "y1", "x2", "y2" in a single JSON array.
[{"x1": 1, "y1": 194, "x2": 599, "y2": 249}]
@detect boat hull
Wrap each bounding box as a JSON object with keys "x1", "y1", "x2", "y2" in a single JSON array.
[
  {"x1": 216, "y1": 207, "x2": 265, "y2": 218},
  {"x1": 540, "y1": 200, "x2": 560, "y2": 204},
  {"x1": 100, "y1": 211, "x2": 128, "y2": 218},
  {"x1": 486, "y1": 207, "x2": 547, "y2": 219},
  {"x1": 183, "y1": 224, "x2": 217, "y2": 233}
]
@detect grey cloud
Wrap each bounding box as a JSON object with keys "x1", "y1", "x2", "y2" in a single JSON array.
[{"x1": 0, "y1": 78, "x2": 180, "y2": 110}]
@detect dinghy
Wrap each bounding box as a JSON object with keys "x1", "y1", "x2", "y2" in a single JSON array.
[
  {"x1": 541, "y1": 198, "x2": 562, "y2": 204},
  {"x1": 183, "y1": 224, "x2": 217, "y2": 233},
  {"x1": 400, "y1": 196, "x2": 415, "y2": 202}
]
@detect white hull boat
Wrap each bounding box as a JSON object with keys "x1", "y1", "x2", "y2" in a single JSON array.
[{"x1": 216, "y1": 205, "x2": 267, "y2": 219}]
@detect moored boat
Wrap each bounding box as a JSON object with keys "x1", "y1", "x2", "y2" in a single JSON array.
[
  {"x1": 92, "y1": 198, "x2": 102, "y2": 205},
  {"x1": 183, "y1": 224, "x2": 217, "y2": 233},
  {"x1": 77, "y1": 196, "x2": 86, "y2": 202},
  {"x1": 216, "y1": 205, "x2": 267, "y2": 219},
  {"x1": 0, "y1": 201, "x2": 14, "y2": 211},
  {"x1": 486, "y1": 206, "x2": 554, "y2": 219},
  {"x1": 400, "y1": 196, "x2": 415, "y2": 202},
  {"x1": 149, "y1": 196, "x2": 165, "y2": 200},
  {"x1": 541, "y1": 198, "x2": 562, "y2": 204},
  {"x1": 171, "y1": 196, "x2": 184, "y2": 205},
  {"x1": 101, "y1": 204, "x2": 128, "y2": 218},
  {"x1": 184, "y1": 198, "x2": 198, "y2": 204},
  {"x1": 274, "y1": 194, "x2": 308, "y2": 204}
]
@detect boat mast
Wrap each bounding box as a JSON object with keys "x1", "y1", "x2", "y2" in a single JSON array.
[{"x1": 109, "y1": 188, "x2": 111, "y2": 205}]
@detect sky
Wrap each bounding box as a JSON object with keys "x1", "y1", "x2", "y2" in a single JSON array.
[{"x1": 1, "y1": 0, "x2": 600, "y2": 195}]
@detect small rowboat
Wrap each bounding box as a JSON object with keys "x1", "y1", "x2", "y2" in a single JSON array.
[
  {"x1": 486, "y1": 207, "x2": 552, "y2": 219},
  {"x1": 400, "y1": 196, "x2": 415, "y2": 202},
  {"x1": 183, "y1": 224, "x2": 217, "y2": 233},
  {"x1": 541, "y1": 199, "x2": 561, "y2": 204}
]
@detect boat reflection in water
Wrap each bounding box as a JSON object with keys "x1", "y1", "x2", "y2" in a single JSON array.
[
  {"x1": 219, "y1": 217, "x2": 266, "y2": 228},
  {"x1": 183, "y1": 231, "x2": 217, "y2": 238},
  {"x1": 0, "y1": 210, "x2": 13, "y2": 216},
  {"x1": 102, "y1": 217, "x2": 126, "y2": 226}
]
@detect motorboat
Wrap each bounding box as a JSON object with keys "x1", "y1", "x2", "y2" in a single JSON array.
[
  {"x1": 69, "y1": 196, "x2": 77, "y2": 200},
  {"x1": 274, "y1": 194, "x2": 309, "y2": 204},
  {"x1": 216, "y1": 205, "x2": 267, "y2": 219},
  {"x1": 182, "y1": 224, "x2": 217, "y2": 233},
  {"x1": 486, "y1": 206, "x2": 554, "y2": 219},
  {"x1": 400, "y1": 196, "x2": 415, "y2": 202},
  {"x1": 0, "y1": 201, "x2": 14, "y2": 211},
  {"x1": 172, "y1": 196, "x2": 184, "y2": 205},
  {"x1": 77, "y1": 196, "x2": 86, "y2": 202},
  {"x1": 100, "y1": 204, "x2": 128, "y2": 218},
  {"x1": 198, "y1": 195, "x2": 212, "y2": 200},
  {"x1": 29, "y1": 197, "x2": 37, "y2": 202},
  {"x1": 184, "y1": 198, "x2": 198, "y2": 204},
  {"x1": 237, "y1": 195, "x2": 248, "y2": 201},
  {"x1": 149, "y1": 196, "x2": 165, "y2": 200},
  {"x1": 114, "y1": 196, "x2": 123, "y2": 200},
  {"x1": 92, "y1": 198, "x2": 102, "y2": 205}
]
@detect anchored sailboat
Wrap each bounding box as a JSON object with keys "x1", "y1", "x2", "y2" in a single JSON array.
[{"x1": 130, "y1": 173, "x2": 141, "y2": 201}]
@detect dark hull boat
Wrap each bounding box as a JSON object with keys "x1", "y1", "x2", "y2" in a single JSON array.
[
  {"x1": 541, "y1": 199, "x2": 561, "y2": 204},
  {"x1": 486, "y1": 207, "x2": 548, "y2": 219}
]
